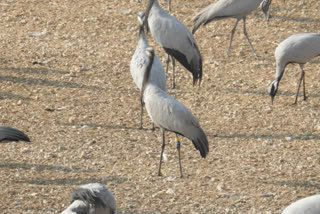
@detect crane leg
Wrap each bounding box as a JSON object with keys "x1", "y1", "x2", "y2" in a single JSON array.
[
  {"x1": 294, "y1": 69, "x2": 305, "y2": 104},
  {"x1": 226, "y1": 19, "x2": 240, "y2": 57},
  {"x1": 139, "y1": 101, "x2": 144, "y2": 129},
  {"x1": 175, "y1": 134, "x2": 183, "y2": 178},
  {"x1": 242, "y1": 17, "x2": 259, "y2": 58},
  {"x1": 166, "y1": 54, "x2": 170, "y2": 74},
  {"x1": 158, "y1": 129, "x2": 166, "y2": 176},
  {"x1": 168, "y1": 0, "x2": 171, "y2": 12},
  {"x1": 151, "y1": 122, "x2": 155, "y2": 131},
  {"x1": 300, "y1": 64, "x2": 307, "y2": 101},
  {"x1": 172, "y1": 57, "x2": 176, "y2": 89}
]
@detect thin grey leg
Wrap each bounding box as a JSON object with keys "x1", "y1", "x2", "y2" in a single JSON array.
[
  {"x1": 175, "y1": 134, "x2": 183, "y2": 178},
  {"x1": 168, "y1": 0, "x2": 171, "y2": 12},
  {"x1": 172, "y1": 56, "x2": 176, "y2": 89},
  {"x1": 158, "y1": 129, "x2": 166, "y2": 176},
  {"x1": 300, "y1": 64, "x2": 307, "y2": 101},
  {"x1": 139, "y1": 101, "x2": 144, "y2": 129},
  {"x1": 166, "y1": 54, "x2": 170, "y2": 74},
  {"x1": 294, "y1": 67, "x2": 305, "y2": 104},
  {"x1": 226, "y1": 19, "x2": 240, "y2": 57},
  {"x1": 242, "y1": 17, "x2": 258, "y2": 58}
]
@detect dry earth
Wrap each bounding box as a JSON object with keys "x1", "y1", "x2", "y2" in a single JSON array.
[{"x1": 1, "y1": 0, "x2": 320, "y2": 213}]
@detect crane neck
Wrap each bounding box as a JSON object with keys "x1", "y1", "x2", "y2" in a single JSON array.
[
  {"x1": 141, "y1": 49, "x2": 155, "y2": 103},
  {"x1": 144, "y1": 0, "x2": 158, "y2": 32},
  {"x1": 138, "y1": 24, "x2": 147, "y2": 44}
]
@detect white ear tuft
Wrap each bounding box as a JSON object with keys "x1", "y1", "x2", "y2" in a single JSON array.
[
  {"x1": 137, "y1": 12, "x2": 145, "y2": 26},
  {"x1": 145, "y1": 47, "x2": 154, "y2": 57}
]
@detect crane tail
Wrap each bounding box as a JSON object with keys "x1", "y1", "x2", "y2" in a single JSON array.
[
  {"x1": 0, "y1": 126, "x2": 30, "y2": 142},
  {"x1": 163, "y1": 47, "x2": 202, "y2": 86},
  {"x1": 191, "y1": 127, "x2": 209, "y2": 158},
  {"x1": 192, "y1": 4, "x2": 214, "y2": 34}
]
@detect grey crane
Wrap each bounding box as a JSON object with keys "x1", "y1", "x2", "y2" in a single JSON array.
[
  {"x1": 141, "y1": 47, "x2": 209, "y2": 177},
  {"x1": 192, "y1": 0, "x2": 272, "y2": 57},
  {"x1": 282, "y1": 194, "x2": 320, "y2": 214},
  {"x1": 61, "y1": 183, "x2": 117, "y2": 214},
  {"x1": 0, "y1": 126, "x2": 30, "y2": 142},
  {"x1": 130, "y1": 12, "x2": 166, "y2": 130},
  {"x1": 145, "y1": 0, "x2": 202, "y2": 89},
  {"x1": 268, "y1": 33, "x2": 320, "y2": 104}
]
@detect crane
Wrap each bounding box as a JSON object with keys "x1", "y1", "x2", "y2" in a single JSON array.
[
  {"x1": 0, "y1": 126, "x2": 30, "y2": 142},
  {"x1": 61, "y1": 183, "x2": 117, "y2": 214},
  {"x1": 192, "y1": 0, "x2": 272, "y2": 57},
  {"x1": 130, "y1": 12, "x2": 166, "y2": 130},
  {"x1": 145, "y1": 0, "x2": 202, "y2": 88},
  {"x1": 268, "y1": 33, "x2": 320, "y2": 104},
  {"x1": 141, "y1": 47, "x2": 209, "y2": 177},
  {"x1": 282, "y1": 194, "x2": 320, "y2": 214}
]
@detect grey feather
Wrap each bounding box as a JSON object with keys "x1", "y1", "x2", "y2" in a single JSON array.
[{"x1": 0, "y1": 126, "x2": 30, "y2": 142}]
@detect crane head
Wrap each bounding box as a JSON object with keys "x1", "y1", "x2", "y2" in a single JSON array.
[{"x1": 268, "y1": 80, "x2": 278, "y2": 105}]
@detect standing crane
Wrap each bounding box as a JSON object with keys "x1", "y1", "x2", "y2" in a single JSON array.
[
  {"x1": 145, "y1": 0, "x2": 202, "y2": 89},
  {"x1": 0, "y1": 126, "x2": 30, "y2": 142},
  {"x1": 141, "y1": 47, "x2": 209, "y2": 177},
  {"x1": 61, "y1": 183, "x2": 117, "y2": 214},
  {"x1": 268, "y1": 33, "x2": 320, "y2": 104},
  {"x1": 192, "y1": 0, "x2": 272, "y2": 57},
  {"x1": 130, "y1": 12, "x2": 166, "y2": 130},
  {"x1": 282, "y1": 194, "x2": 320, "y2": 214}
]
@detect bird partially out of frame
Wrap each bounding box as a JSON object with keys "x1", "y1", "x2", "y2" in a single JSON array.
[
  {"x1": 282, "y1": 194, "x2": 320, "y2": 214},
  {"x1": 0, "y1": 126, "x2": 30, "y2": 142},
  {"x1": 192, "y1": 0, "x2": 272, "y2": 57},
  {"x1": 268, "y1": 33, "x2": 320, "y2": 105},
  {"x1": 61, "y1": 183, "x2": 117, "y2": 214},
  {"x1": 141, "y1": 47, "x2": 209, "y2": 177},
  {"x1": 130, "y1": 12, "x2": 166, "y2": 130},
  {"x1": 145, "y1": 0, "x2": 202, "y2": 89}
]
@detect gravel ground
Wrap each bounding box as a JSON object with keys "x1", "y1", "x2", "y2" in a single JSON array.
[{"x1": 1, "y1": 0, "x2": 320, "y2": 213}]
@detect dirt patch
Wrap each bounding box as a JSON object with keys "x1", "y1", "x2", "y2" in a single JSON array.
[{"x1": 1, "y1": 0, "x2": 320, "y2": 213}]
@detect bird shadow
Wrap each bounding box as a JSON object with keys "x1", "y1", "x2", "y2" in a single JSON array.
[
  {"x1": 0, "y1": 67, "x2": 68, "y2": 75},
  {"x1": 55, "y1": 121, "x2": 153, "y2": 132},
  {"x1": 15, "y1": 176, "x2": 128, "y2": 186},
  {"x1": 210, "y1": 132, "x2": 320, "y2": 140},
  {"x1": 227, "y1": 87, "x2": 320, "y2": 98},
  {"x1": 261, "y1": 179, "x2": 320, "y2": 189},
  {"x1": 0, "y1": 162, "x2": 94, "y2": 172},
  {"x1": 0, "y1": 74, "x2": 105, "y2": 90},
  {"x1": 0, "y1": 91, "x2": 32, "y2": 101}
]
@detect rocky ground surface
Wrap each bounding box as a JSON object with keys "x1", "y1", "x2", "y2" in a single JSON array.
[{"x1": 0, "y1": 0, "x2": 320, "y2": 213}]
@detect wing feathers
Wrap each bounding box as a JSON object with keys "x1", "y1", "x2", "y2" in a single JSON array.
[{"x1": 0, "y1": 126, "x2": 30, "y2": 142}]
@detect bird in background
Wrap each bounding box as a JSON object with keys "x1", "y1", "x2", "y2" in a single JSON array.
[
  {"x1": 130, "y1": 12, "x2": 166, "y2": 130},
  {"x1": 261, "y1": 0, "x2": 272, "y2": 21},
  {"x1": 61, "y1": 183, "x2": 117, "y2": 214},
  {"x1": 144, "y1": 0, "x2": 202, "y2": 89},
  {"x1": 282, "y1": 194, "x2": 320, "y2": 214},
  {"x1": 0, "y1": 126, "x2": 30, "y2": 142},
  {"x1": 167, "y1": 0, "x2": 171, "y2": 12},
  {"x1": 192, "y1": 0, "x2": 272, "y2": 57},
  {"x1": 141, "y1": 47, "x2": 209, "y2": 177},
  {"x1": 268, "y1": 33, "x2": 320, "y2": 105}
]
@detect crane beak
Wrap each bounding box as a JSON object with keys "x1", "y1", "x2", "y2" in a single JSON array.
[{"x1": 270, "y1": 96, "x2": 274, "y2": 105}]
